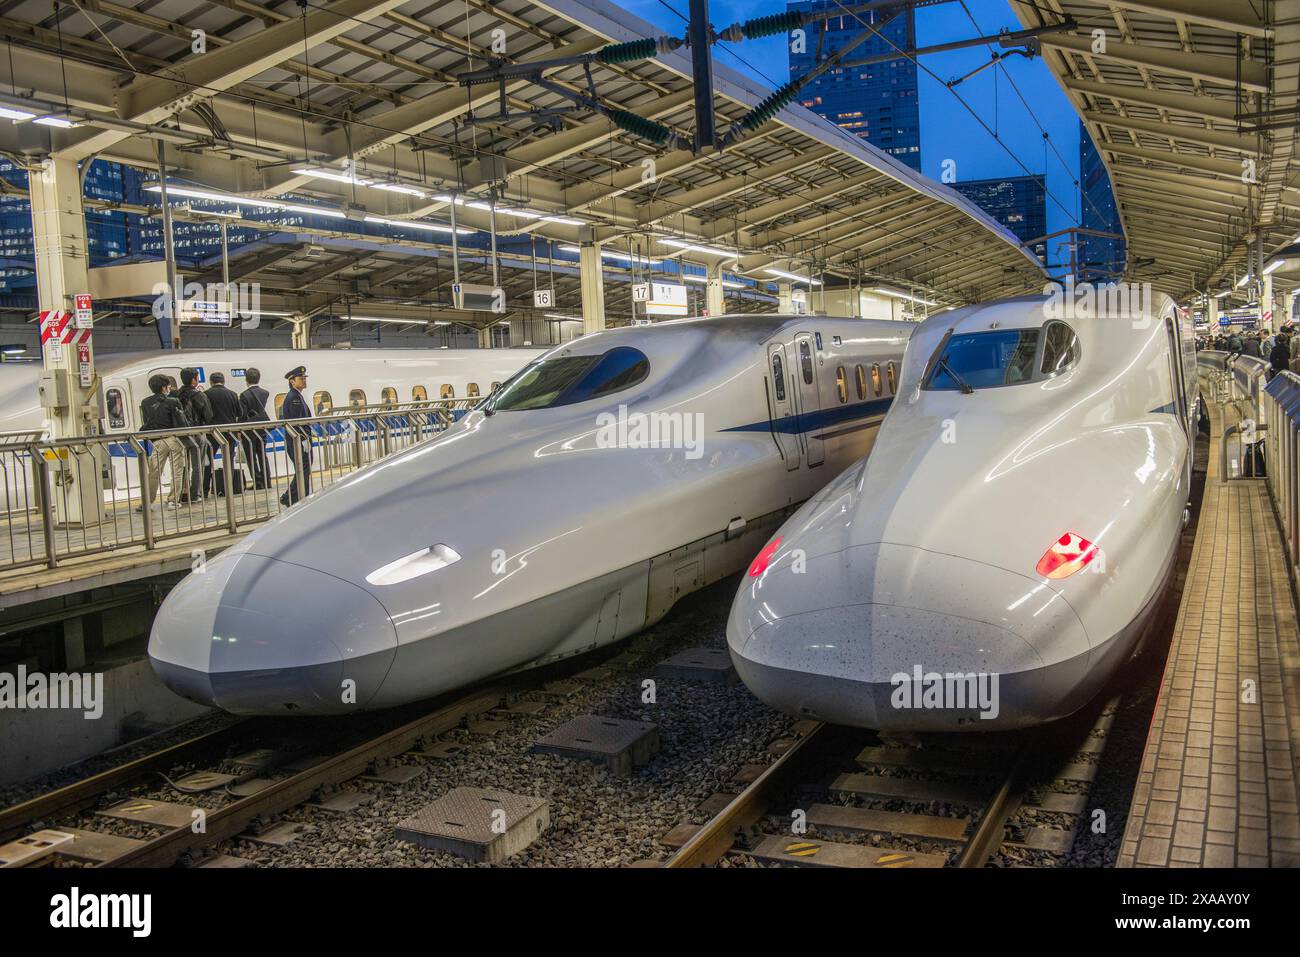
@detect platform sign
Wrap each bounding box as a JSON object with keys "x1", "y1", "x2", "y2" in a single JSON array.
[
  {"x1": 632, "y1": 283, "x2": 650, "y2": 303},
  {"x1": 533, "y1": 288, "x2": 554, "y2": 308},
  {"x1": 77, "y1": 341, "x2": 91, "y2": 387},
  {"x1": 646, "y1": 281, "x2": 687, "y2": 317},
  {"x1": 178, "y1": 299, "x2": 232, "y2": 326},
  {"x1": 73, "y1": 293, "x2": 93, "y2": 329}
]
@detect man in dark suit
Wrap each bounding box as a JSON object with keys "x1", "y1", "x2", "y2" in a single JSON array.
[
  {"x1": 280, "y1": 365, "x2": 313, "y2": 506},
  {"x1": 238, "y1": 367, "x2": 271, "y2": 489},
  {"x1": 206, "y1": 372, "x2": 243, "y2": 496},
  {"x1": 177, "y1": 367, "x2": 212, "y2": 500}
]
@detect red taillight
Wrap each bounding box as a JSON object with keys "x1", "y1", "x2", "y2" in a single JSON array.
[
  {"x1": 1035, "y1": 532, "x2": 1098, "y2": 580},
  {"x1": 748, "y1": 536, "x2": 783, "y2": 578}
]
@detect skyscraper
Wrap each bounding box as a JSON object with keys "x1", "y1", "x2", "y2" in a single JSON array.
[
  {"x1": 952, "y1": 175, "x2": 1048, "y2": 262},
  {"x1": 787, "y1": 2, "x2": 921, "y2": 170},
  {"x1": 1078, "y1": 121, "x2": 1126, "y2": 280}
]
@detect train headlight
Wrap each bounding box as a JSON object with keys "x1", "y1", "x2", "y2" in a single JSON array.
[
  {"x1": 1035, "y1": 532, "x2": 1097, "y2": 580},
  {"x1": 748, "y1": 536, "x2": 783, "y2": 578},
  {"x1": 366, "y1": 544, "x2": 461, "y2": 586}
]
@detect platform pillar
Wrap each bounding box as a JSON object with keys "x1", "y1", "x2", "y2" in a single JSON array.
[
  {"x1": 777, "y1": 281, "x2": 794, "y2": 313},
  {"x1": 290, "y1": 313, "x2": 311, "y2": 349},
  {"x1": 1263, "y1": 272, "x2": 1276, "y2": 330},
  {"x1": 30, "y1": 154, "x2": 104, "y2": 527},
  {"x1": 579, "y1": 241, "x2": 605, "y2": 334},
  {"x1": 705, "y1": 262, "x2": 725, "y2": 317},
  {"x1": 477, "y1": 325, "x2": 493, "y2": 349}
]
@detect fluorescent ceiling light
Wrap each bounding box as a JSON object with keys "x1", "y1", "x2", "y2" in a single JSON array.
[
  {"x1": 146, "y1": 184, "x2": 341, "y2": 219},
  {"x1": 658, "y1": 238, "x2": 737, "y2": 259},
  {"x1": 34, "y1": 115, "x2": 78, "y2": 128},
  {"x1": 543, "y1": 313, "x2": 583, "y2": 321},
  {"x1": 765, "y1": 268, "x2": 822, "y2": 286},
  {"x1": 364, "y1": 215, "x2": 472, "y2": 235},
  {"x1": 284, "y1": 204, "x2": 346, "y2": 219},
  {"x1": 0, "y1": 106, "x2": 35, "y2": 120},
  {"x1": 1264, "y1": 259, "x2": 1286, "y2": 275},
  {"x1": 871, "y1": 286, "x2": 937, "y2": 306},
  {"x1": 1235, "y1": 273, "x2": 1251, "y2": 288},
  {"x1": 292, "y1": 166, "x2": 372, "y2": 186},
  {"x1": 557, "y1": 244, "x2": 660, "y2": 265},
  {"x1": 373, "y1": 182, "x2": 426, "y2": 197},
  {"x1": 681, "y1": 274, "x2": 746, "y2": 289},
  {"x1": 341, "y1": 315, "x2": 427, "y2": 325},
  {"x1": 1213, "y1": 290, "x2": 1232, "y2": 298}
]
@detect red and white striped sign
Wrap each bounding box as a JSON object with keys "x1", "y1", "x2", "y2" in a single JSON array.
[{"x1": 38, "y1": 310, "x2": 92, "y2": 346}]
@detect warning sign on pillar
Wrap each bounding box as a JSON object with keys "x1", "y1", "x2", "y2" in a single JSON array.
[
  {"x1": 74, "y1": 293, "x2": 93, "y2": 329},
  {"x1": 40, "y1": 310, "x2": 67, "y2": 361},
  {"x1": 77, "y1": 341, "x2": 91, "y2": 387}
]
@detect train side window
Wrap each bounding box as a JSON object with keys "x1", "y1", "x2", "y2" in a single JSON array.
[
  {"x1": 440, "y1": 384, "x2": 455, "y2": 399},
  {"x1": 886, "y1": 362, "x2": 897, "y2": 394},
  {"x1": 1040, "y1": 321, "x2": 1080, "y2": 377},
  {"x1": 412, "y1": 385, "x2": 427, "y2": 401},
  {"x1": 381, "y1": 387, "x2": 397, "y2": 406},
  {"x1": 871, "y1": 364, "x2": 882, "y2": 397},
  {"x1": 467, "y1": 382, "x2": 480, "y2": 397},
  {"x1": 313, "y1": 391, "x2": 333, "y2": 414},
  {"x1": 799, "y1": 340, "x2": 814, "y2": 384},
  {"x1": 348, "y1": 389, "x2": 366, "y2": 408},
  {"x1": 772, "y1": 355, "x2": 787, "y2": 401},
  {"x1": 854, "y1": 365, "x2": 867, "y2": 401},
  {"x1": 105, "y1": 388, "x2": 125, "y2": 428},
  {"x1": 274, "y1": 393, "x2": 287, "y2": 416},
  {"x1": 835, "y1": 366, "x2": 848, "y2": 404}
]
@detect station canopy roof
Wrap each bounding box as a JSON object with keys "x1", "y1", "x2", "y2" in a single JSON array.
[
  {"x1": 0, "y1": 0, "x2": 1049, "y2": 328},
  {"x1": 1013, "y1": 0, "x2": 1299, "y2": 305}
]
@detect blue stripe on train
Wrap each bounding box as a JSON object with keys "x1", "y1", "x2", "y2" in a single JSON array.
[{"x1": 722, "y1": 396, "x2": 894, "y2": 435}]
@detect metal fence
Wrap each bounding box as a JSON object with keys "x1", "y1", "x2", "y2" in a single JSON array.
[{"x1": 0, "y1": 398, "x2": 477, "y2": 572}]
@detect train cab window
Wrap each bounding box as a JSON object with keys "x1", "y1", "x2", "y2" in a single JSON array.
[
  {"x1": 412, "y1": 385, "x2": 427, "y2": 401},
  {"x1": 798, "y1": 341, "x2": 814, "y2": 384},
  {"x1": 486, "y1": 346, "x2": 650, "y2": 411},
  {"x1": 274, "y1": 393, "x2": 287, "y2": 416},
  {"x1": 924, "y1": 328, "x2": 1040, "y2": 391},
  {"x1": 835, "y1": 366, "x2": 848, "y2": 404},
  {"x1": 348, "y1": 389, "x2": 366, "y2": 408},
  {"x1": 440, "y1": 384, "x2": 455, "y2": 399},
  {"x1": 467, "y1": 382, "x2": 480, "y2": 398},
  {"x1": 105, "y1": 388, "x2": 125, "y2": 429},
  {"x1": 1040, "y1": 321, "x2": 1080, "y2": 377},
  {"x1": 313, "y1": 391, "x2": 333, "y2": 414},
  {"x1": 886, "y1": 362, "x2": 898, "y2": 394},
  {"x1": 854, "y1": 365, "x2": 867, "y2": 401},
  {"x1": 772, "y1": 354, "x2": 787, "y2": 401},
  {"x1": 870, "y1": 364, "x2": 882, "y2": 397},
  {"x1": 381, "y1": 387, "x2": 397, "y2": 406}
]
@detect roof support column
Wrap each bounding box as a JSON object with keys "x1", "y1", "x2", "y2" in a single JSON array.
[
  {"x1": 1208, "y1": 294, "x2": 1219, "y2": 327},
  {"x1": 777, "y1": 281, "x2": 794, "y2": 313},
  {"x1": 705, "y1": 262, "x2": 725, "y2": 317},
  {"x1": 290, "y1": 313, "x2": 311, "y2": 350},
  {"x1": 477, "y1": 325, "x2": 493, "y2": 349},
  {"x1": 579, "y1": 239, "x2": 605, "y2": 334},
  {"x1": 30, "y1": 153, "x2": 104, "y2": 525},
  {"x1": 1263, "y1": 272, "x2": 1276, "y2": 329}
]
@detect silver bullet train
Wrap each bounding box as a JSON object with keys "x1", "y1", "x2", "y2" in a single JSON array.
[
  {"x1": 148, "y1": 314, "x2": 911, "y2": 714},
  {"x1": 729, "y1": 293, "x2": 1196, "y2": 731}
]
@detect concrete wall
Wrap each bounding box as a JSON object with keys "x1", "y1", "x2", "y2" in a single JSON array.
[{"x1": 0, "y1": 656, "x2": 210, "y2": 786}]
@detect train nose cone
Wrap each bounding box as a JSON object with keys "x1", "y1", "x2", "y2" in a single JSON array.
[
  {"x1": 728, "y1": 543, "x2": 1092, "y2": 731},
  {"x1": 148, "y1": 551, "x2": 398, "y2": 715}
]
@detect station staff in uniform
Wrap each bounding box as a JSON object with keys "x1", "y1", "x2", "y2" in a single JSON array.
[{"x1": 280, "y1": 366, "x2": 313, "y2": 506}]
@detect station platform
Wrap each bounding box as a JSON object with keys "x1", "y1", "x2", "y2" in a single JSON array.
[{"x1": 1118, "y1": 398, "x2": 1300, "y2": 867}]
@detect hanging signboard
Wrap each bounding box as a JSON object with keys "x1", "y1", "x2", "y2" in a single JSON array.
[
  {"x1": 178, "y1": 300, "x2": 233, "y2": 326},
  {"x1": 632, "y1": 283, "x2": 650, "y2": 303},
  {"x1": 646, "y1": 281, "x2": 687, "y2": 317},
  {"x1": 533, "y1": 288, "x2": 554, "y2": 308}
]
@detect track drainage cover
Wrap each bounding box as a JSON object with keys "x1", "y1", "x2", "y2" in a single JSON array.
[
  {"x1": 531, "y1": 715, "x2": 661, "y2": 776},
  {"x1": 655, "y1": 647, "x2": 737, "y2": 685},
  {"x1": 98, "y1": 799, "x2": 206, "y2": 829},
  {"x1": 395, "y1": 787, "x2": 549, "y2": 863}
]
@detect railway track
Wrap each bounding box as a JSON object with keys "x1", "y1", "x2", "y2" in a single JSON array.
[{"x1": 664, "y1": 697, "x2": 1122, "y2": 869}]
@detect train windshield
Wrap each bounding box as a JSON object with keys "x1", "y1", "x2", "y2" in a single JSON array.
[
  {"x1": 924, "y1": 329, "x2": 1040, "y2": 391},
  {"x1": 485, "y1": 347, "x2": 650, "y2": 412}
]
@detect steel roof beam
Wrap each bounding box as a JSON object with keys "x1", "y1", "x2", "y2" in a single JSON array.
[{"x1": 1036, "y1": 33, "x2": 1267, "y2": 92}]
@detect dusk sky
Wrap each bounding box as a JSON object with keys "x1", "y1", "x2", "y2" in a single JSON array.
[{"x1": 621, "y1": 0, "x2": 1087, "y2": 269}]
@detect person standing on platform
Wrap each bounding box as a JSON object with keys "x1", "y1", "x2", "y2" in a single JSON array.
[
  {"x1": 1242, "y1": 331, "x2": 1262, "y2": 358},
  {"x1": 238, "y1": 368, "x2": 271, "y2": 489},
  {"x1": 176, "y1": 368, "x2": 211, "y2": 503},
  {"x1": 280, "y1": 366, "x2": 313, "y2": 506},
  {"x1": 206, "y1": 372, "x2": 243, "y2": 496},
  {"x1": 1270, "y1": 333, "x2": 1290, "y2": 380},
  {"x1": 137, "y1": 374, "x2": 188, "y2": 510}
]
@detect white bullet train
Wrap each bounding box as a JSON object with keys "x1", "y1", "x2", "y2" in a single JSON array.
[
  {"x1": 728, "y1": 293, "x2": 1197, "y2": 731},
  {"x1": 0, "y1": 347, "x2": 540, "y2": 511},
  {"x1": 147, "y1": 314, "x2": 911, "y2": 714}
]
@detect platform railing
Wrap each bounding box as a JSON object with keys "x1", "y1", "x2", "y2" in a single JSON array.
[
  {"x1": 1199, "y1": 350, "x2": 1300, "y2": 571},
  {"x1": 0, "y1": 397, "x2": 478, "y2": 573}
]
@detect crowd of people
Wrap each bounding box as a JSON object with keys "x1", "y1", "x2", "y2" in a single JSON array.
[
  {"x1": 1197, "y1": 324, "x2": 1300, "y2": 378},
  {"x1": 135, "y1": 365, "x2": 305, "y2": 510}
]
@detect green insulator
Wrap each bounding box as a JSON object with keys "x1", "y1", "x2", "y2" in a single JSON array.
[
  {"x1": 740, "y1": 82, "x2": 800, "y2": 132},
  {"x1": 596, "y1": 38, "x2": 658, "y2": 64},
  {"x1": 740, "y1": 12, "x2": 804, "y2": 40},
  {"x1": 609, "y1": 109, "x2": 670, "y2": 145}
]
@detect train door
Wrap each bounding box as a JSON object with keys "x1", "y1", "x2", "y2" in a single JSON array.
[
  {"x1": 792, "y1": 333, "x2": 824, "y2": 466},
  {"x1": 1164, "y1": 317, "x2": 1190, "y2": 435},
  {"x1": 765, "y1": 344, "x2": 800, "y2": 471}
]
